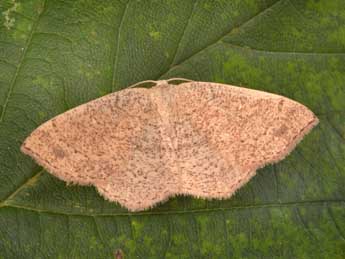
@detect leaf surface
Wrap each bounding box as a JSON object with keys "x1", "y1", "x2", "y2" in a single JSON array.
[{"x1": 0, "y1": 0, "x2": 344, "y2": 258}]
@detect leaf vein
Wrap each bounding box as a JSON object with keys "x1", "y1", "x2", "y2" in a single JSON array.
[
  {"x1": 0, "y1": 0, "x2": 47, "y2": 124},
  {"x1": 92, "y1": 216, "x2": 111, "y2": 252},
  {"x1": 111, "y1": 0, "x2": 130, "y2": 92},
  {"x1": 327, "y1": 206, "x2": 345, "y2": 242},
  {"x1": 157, "y1": 0, "x2": 283, "y2": 79},
  {"x1": 169, "y1": 0, "x2": 197, "y2": 67},
  {"x1": 295, "y1": 207, "x2": 317, "y2": 240},
  {"x1": 0, "y1": 169, "x2": 44, "y2": 206},
  {"x1": 221, "y1": 41, "x2": 345, "y2": 55}
]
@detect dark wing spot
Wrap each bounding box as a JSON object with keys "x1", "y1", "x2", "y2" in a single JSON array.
[
  {"x1": 274, "y1": 124, "x2": 288, "y2": 137},
  {"x1": 53, "y1": 146, "x2": 65, "y2": 159}
]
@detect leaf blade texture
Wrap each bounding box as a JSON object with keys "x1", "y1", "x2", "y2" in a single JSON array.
[{"x1": 0, "y1": 0, "x2": 344, "y2": 258}]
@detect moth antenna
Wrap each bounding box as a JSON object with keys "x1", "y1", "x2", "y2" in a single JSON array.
[
  {"x1": 127, "y1": 78, "x2": 193, "y2": 89},
  {"x1": 167, "y1": 77, "x2": 193, "y2": 84},
  {"x1": 127, "y1": 80, "x2": 158, "y2": 88}
]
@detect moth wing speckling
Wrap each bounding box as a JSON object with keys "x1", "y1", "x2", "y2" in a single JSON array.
[
  {"x1": 172, "y1": 81, "x2": 318, "y2": 197},
  {"x1": 21, "y1": 86, "x2": 176, "y2": 211},
  {"x1": 21, "y1": 80, "x2": 319, "y2": 211}
]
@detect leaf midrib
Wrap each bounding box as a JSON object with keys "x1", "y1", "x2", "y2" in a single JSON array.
[{"x1": 1, "y1": 199, "x2": 344, "y2": 217}]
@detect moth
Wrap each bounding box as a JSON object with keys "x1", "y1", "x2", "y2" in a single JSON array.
[{"x1": 21, "y1": 79, "x2": 319, "y2": 211}]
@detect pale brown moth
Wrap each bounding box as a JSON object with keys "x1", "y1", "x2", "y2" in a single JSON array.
[{"x1": 21, "y1": 79, "x2": 319, "y2": 211}]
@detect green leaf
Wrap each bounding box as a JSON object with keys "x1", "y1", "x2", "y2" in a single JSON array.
[{"x1": 1, "y1": 0, "x2": 344, "y2": 258}]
